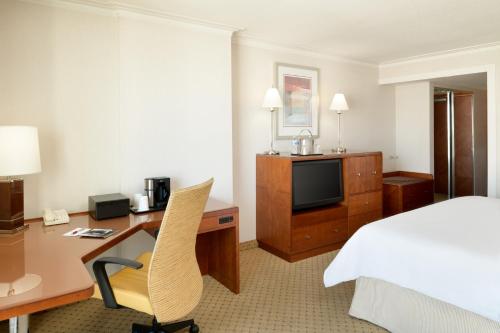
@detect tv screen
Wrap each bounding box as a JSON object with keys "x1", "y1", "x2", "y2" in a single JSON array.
[{"x1": 292, "y1": 159, "x2": 343, "y2": 210}]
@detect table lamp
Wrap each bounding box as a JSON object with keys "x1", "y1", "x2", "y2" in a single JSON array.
[
  {"x1": 329, "y1": 93, "x2": 349, "y2": 153},
  {"x1": 0, "y1": 126, "x2": 41, "y2": 234},
  {"x1": 262, "y1": 87, "x2": 283, "y2": 155}
]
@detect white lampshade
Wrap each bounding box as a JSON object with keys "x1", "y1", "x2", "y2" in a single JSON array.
[
  {"x1": 329, "y1": 93, "x2": 349, "y2": 112},
  {"x1": 0, "y1": 126, "x2": 41, "y2": 176},
  {"x1": 262, "y1": 87, "x2": 283, "y2": 109}
]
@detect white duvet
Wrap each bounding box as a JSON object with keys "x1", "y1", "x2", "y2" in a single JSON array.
[{"x1": 324, "y1": 196, "x2": 500, "y2": 322}]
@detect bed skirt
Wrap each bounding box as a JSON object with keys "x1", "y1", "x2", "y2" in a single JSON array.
[{"x1": 349, "y1": 277, "x2": 500, "y2": 333}]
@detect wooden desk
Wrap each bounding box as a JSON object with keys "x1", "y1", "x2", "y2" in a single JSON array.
[{"x1": 0, "y1": 203, "x2": 239, "y2": 323}]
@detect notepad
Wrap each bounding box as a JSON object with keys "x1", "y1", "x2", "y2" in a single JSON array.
[{"x1": 79, "y1": 228, "x2": 114, "y2": 238}]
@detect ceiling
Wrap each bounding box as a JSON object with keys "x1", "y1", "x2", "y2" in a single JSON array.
[
  {"x1": 96, "y1": 0, "x2": 500, "y2": 64},
  {"x1": 432, "y1": 73, "x2": 487, "y2": 91}
]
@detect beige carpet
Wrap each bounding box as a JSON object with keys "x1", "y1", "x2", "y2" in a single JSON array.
[
  {"x1": 434, "y1": 193, "x2": 448, "y2": 203},
  {"x1": 1, "y1": 248, "x2": 386, "y2": 332}
]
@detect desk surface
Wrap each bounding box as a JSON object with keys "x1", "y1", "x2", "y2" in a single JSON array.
[{"x1": 0, "y1": 199, "x2": 236, "y2": 321}]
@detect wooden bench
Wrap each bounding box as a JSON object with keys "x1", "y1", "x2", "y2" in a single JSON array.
[{"x1": 383, "y1": 171, "x2": 434, "y2": 217}]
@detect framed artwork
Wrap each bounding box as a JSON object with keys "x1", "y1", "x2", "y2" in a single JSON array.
[{"x1": 275, "y1": 63, "x2": 319, "y2": 138}]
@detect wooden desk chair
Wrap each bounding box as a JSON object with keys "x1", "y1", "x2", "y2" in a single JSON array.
[{"x1": 92, "y1": 179, "x2": 213, "y2": 333}]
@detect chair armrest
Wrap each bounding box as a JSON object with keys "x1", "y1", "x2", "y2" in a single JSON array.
[{"x1": 92, "y1": 257, "x2": 143, "y2": 309}]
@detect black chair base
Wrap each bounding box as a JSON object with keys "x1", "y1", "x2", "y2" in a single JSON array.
[{"x1": 132, "y1": 318, "x2": 199, "y2": 333}]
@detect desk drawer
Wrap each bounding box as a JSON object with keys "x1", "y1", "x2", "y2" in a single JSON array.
[
  {"x1": 348, "y1": 191, "x2": 382, "y2": 216},
  {"x1": 291, "y1": 219, "x2": 348, "y2": 253},
  {"x1": 198, "y1": 214, "x2": 235, "y2": 233}
]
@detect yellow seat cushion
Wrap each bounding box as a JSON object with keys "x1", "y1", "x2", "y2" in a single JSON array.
[{"x1": 93, "y1": 252, "x2": 154, "y2": 316}]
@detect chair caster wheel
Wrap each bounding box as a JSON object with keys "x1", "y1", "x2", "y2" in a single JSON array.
[{"x1": 190, "y1": 324, "x2": 199, "y2": 333}]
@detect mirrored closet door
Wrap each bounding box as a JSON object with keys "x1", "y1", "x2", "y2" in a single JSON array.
[{"x1": 434, "y1": 89, "x2": 486, "y2": 199}]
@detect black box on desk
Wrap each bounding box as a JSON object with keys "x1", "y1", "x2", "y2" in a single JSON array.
[{"x1": 89, "y1": 193, "x2": 130, "y2": 220}]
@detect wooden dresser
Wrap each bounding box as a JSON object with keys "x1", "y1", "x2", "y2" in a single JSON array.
[{"x1": 256, "y1": 152, "x2": 383, "y2": 262}]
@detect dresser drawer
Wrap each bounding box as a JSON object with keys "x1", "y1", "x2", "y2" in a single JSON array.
[
  {"x1": 291, "y1": 219, "x2": 348, "y2": 253},
  {"x1": 348, "y1": 191, "x2": 382, "y2": 216},
  {"x1": 348, "y1": 210, "x2": 382, "y2": 236},
  {"x1": 292, "y1": 204, "x2": 347, "y2": 228}
]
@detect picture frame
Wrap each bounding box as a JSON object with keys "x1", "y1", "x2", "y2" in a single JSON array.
[{"x1": 275, "y1": 63, "x2": 320, "y2": 139}]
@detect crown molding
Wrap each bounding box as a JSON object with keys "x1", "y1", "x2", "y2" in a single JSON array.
[
  {"x1": 20, "y1": 0, "x2": 243, "y2": 35},
  {"x1": 380, "y1": 41, "x2": 500, "y2": 69},
  {"x1": 20, "y1": 0, "x2": 500, "y2": 70},
  {"x1": 233, "y1": 34, "x2": 377, "y2": 68},
  {"x1": 20, "y1": 0, "x2": 374, "y2": 65},
  {"x1": 20, "y1": 0, "x2": 114, "y2": 15}
]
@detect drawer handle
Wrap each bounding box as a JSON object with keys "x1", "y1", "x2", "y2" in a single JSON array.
[
  {"x1": 333, "y1": 228, "x2": 339, "y2": 233},
  {"x1": 364, "y1": 201, "x2": 369, "y2": 205},
  {"x1": 356, "y1": 172, "x2": 361, "y2": 177},
  {"x1": 304, "y1": 234, "x2": 311, "y2": 240},
  {"x1": 372, "y1": 170, "x2": 377, "y2": 175}
]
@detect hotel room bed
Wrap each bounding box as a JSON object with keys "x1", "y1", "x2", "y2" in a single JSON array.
[{"x1": 324, "y1": 196, "x2": 500, "y2": 333}]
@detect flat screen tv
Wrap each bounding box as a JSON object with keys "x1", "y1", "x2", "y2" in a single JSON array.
[{"x1": 292, "y1": 159, "x2": 343, "y2": 210}]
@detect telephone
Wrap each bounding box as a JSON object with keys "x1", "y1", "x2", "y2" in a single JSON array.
[{"x1": 43, "y1": 209, "x2": 70, "y2": 226}]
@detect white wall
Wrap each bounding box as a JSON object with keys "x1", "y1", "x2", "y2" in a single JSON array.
[
  {"x1": 394, "y1": 81, "x2": 433, "y2": 173},
  {"x1": 379, "y1": 47, "x2": 498, "y2": 197},
  {"x1": 0, "y1": 0, "x2": 121, "y2": 214},
  {"x1": 0, "y1": 1, "x2": 234, "y2": 219},
  {"x1": 233, "y1": 41, "x2": 396, "y2": 242},
  {"x1": 117, "y1": 14, "x2": 233, "y2": 203}
]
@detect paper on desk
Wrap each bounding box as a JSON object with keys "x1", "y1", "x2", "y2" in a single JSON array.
[{"x1": 63, "y1": 228, "x2": 90, "y2": 237}]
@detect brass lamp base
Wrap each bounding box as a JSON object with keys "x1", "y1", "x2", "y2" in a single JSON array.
[
  {"x1": 0, "y1": 224, "x2": 29, "y2": 235},
  {"x1": 264, "y1": 149, "x2": 280, "y2": 155},
  {"x1": 333, "y1": 147, "x2": 347, "y2": 153}
]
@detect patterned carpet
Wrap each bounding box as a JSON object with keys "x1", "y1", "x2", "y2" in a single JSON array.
[{"x1": 1, "y1": 247, "x2": 385, "y2": 332}]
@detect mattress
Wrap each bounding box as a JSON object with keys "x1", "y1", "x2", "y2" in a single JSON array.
[
  {"x1": 324, "y1": 196, "x2": 500, "y2": 322},
  {"x1": 351, "y1": 277, "x2": 500, "y2": 333}
]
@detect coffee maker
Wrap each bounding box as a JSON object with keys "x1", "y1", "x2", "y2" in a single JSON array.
[{"x1": 144, "y1": 177, "x2": 170, "y2": 209}]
